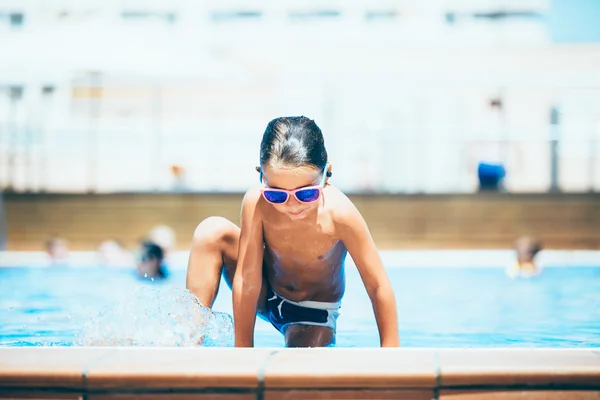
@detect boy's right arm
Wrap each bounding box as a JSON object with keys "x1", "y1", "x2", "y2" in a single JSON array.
[{"x1": 232, "y1": 188, "x2": 264, "y2": 347}]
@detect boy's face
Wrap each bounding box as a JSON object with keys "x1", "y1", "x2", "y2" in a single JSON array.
[{"x1": 261, "y1": 164, "x2": 324, "y2": 220}]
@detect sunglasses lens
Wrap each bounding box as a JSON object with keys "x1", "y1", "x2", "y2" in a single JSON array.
[
  {"x1": 295, "y1": 188, "x2": 320, "y2": 203},
  {"x1": 263, "y1": 190, "x2": 288, "y2": 204}
]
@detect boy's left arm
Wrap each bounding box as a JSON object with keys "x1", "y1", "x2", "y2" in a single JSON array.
[{"x1": 336, "y1": 202, "x2": 400, "y2": 347}]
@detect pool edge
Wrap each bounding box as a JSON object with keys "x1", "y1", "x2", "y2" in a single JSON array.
[{"x1": 0, "y1": 347, "x2": 599, "y2": 399}]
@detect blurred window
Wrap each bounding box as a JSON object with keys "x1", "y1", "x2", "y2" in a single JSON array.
[
  {"x1": 365, "y1": 10, "x2": 398, "y2": 22},
  {"x1": 122, "y1": 11, "x2": 176, "y2": 24},
  {"x1": 288, "y1": 10, "x2": 341, "y2": 22},
  {"x1": 0, "y1": 12, "x2": 24, "y2": 28},
  {"x1": 210, "y1": 11, "x2": 262, "y2": 22}
]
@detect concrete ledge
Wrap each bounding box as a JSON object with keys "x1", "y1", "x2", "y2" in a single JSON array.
[{"x1": 0, "y1": 348, "x2": 599, "y2": 399}]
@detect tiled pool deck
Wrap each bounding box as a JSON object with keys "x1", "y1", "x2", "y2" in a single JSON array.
[{"x1": 0, "y1": 348, "x2": 599, "y2": 399}]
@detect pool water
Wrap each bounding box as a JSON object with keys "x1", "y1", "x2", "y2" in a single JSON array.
[{"x1": 0, "y1": 265, "x2": 599, "y2": 347}]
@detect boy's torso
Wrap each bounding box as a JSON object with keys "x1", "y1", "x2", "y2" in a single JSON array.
[{"x1": 261, "y1": 187, "x2": 347, "y2": 303}]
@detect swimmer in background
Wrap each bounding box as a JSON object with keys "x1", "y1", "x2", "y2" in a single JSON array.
[
  {"x1": 148, "y1": 225, "x2": 176, "y2": 269},
  {"x1": 137, "y1": 240, "x2": 169, "y2": 280},
  {"x1": 44, "y1": 236, "x2": 70, "y2": 266},
  {"x1": 186, "y1": 116, "x2": 400, "y2": 348},
  {"x1": 97, "y1": 239, "x2": 135, "y2": 268},
  {"x1": 506, "y1": 236, "x2": 542, "y2": 278}
]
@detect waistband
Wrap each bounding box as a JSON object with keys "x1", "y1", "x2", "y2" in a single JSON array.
[{"x1": 270, "y1": 287, "x2": 341, "y2": 310}]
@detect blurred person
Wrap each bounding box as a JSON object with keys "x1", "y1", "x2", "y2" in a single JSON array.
[
  {"x1": 136, "y1": 240, "x2": 168, "y2": 280},
  {"x1": 97, "y1": 239, "x2": 135, "y2": 268},
  {"x1": 44, "y1": 236, "x2": 70, "y2": 266},
  {"x1": 148, "y1": 225, "x2": 176, "y2": 257},
  {"x1": 506, "y1": 236, "x2": 542, "y2": 278},
  {"x1": 170, "y1": 164, "x2": 188, "y2": 192},
  {"x1": 186, "y1": 116, "x2": 399, "y2": 348}
]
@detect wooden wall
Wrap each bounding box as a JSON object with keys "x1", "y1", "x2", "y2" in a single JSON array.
[{"x1": 2, "y1": 192, "x2": 599, "y2": 251}]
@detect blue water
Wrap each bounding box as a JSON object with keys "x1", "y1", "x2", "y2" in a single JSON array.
[{"x1": 0, "y1": 266, "x2": 599, "y2": 347}]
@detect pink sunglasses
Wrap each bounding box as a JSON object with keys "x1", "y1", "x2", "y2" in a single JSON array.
[{"x1": 259, "y1": 164, "x2": 329, "y2": 204}]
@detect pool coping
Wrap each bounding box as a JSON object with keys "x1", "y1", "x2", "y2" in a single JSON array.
[{"x1": 0, "y1": 348, "x2": 599, "y2": 399}]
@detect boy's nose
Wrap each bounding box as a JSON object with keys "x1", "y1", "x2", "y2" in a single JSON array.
[{"x1": 287, "y1": 194, "x2": 300, "y2": 205}]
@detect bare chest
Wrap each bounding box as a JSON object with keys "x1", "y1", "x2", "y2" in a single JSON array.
[{"x1": 263, "y1": 220, "x2": 339, "y2": 266}]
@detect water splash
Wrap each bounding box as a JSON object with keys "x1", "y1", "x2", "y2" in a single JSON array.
[{"x1": 77, "y1": 286, "x2": 233, "y2": 347}]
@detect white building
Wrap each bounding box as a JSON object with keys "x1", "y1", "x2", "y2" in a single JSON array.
[{"x1": 1, "y1": 0, "x2": 599, "y2": 193}]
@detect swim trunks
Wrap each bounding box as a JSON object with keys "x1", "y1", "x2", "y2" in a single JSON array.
[{"x1": 266, "y1": 286, "x2": 341, "y2": 333}]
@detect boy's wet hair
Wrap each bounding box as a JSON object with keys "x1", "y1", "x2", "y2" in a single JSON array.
[{"x1": 260, "y1": 116, "x2": 328, "y2": 171}]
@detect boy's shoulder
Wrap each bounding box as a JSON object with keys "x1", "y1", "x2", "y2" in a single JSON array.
[
  {"x1": 241, "y1": 186, "x2": 263, "y2": 211},
  {"x1": 242, "y1": 186, "x2": 262, "y2": 202},
  {"x1": 324, "y1": 186, "x2": 361, "y2": 224}
]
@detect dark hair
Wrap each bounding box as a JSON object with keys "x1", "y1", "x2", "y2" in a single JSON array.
[
  {"x1": 139, "y1": 241, "x2": 167, "y2": 278},
  {"x1": 140, "y1": 241, "x2": 164, "y2": 261},
  {"x1": 259, "y1": 116, "x2": 328, "y2": 171}
]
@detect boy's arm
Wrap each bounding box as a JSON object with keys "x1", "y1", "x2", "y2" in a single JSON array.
[
  {"x1": 335, "y1": 199, "x2": 400, "y2": 347},
  {"x1": 232, "y1": 188, "x2": 264, "y2": 347}
]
